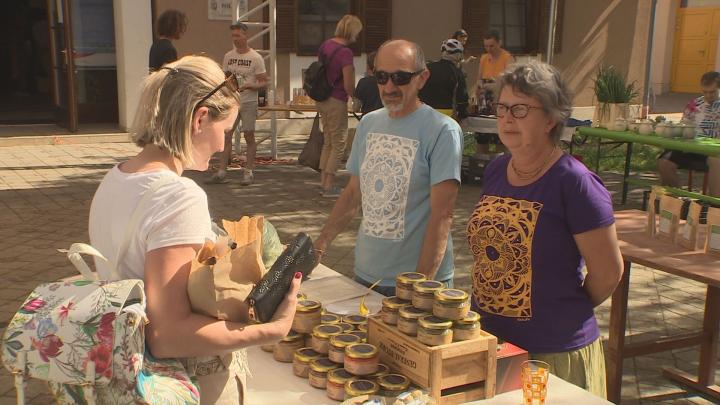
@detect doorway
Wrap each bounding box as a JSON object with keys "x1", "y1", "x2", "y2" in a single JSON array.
[
  {"x1": 671, "y1": 7, "x2": 720, "y2": 93},
  {"x1": 0, "y1": 0, "x2": 54, "y2": 124}
]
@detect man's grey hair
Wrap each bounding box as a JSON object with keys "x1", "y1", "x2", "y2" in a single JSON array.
[
  {"x1": 495, "y1": 61, "x2": 573, "y2": 144},
  {"x1": 377, "y1": 39, "x2": 426, "y2": 71}
]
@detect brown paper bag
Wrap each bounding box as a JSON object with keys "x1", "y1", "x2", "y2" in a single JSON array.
[
  {"x1": 657, "y1": 195, "x2": 683, "y2": 243},
  {"x1": 678, "y1": 201, "x2": 701, "y2": 250},
  {"x1": 705, "y1": 206, "x2": 720, "y2": 257},
  {"x1": 187, "y1": 216, "x2": 267, "y2": 323}
]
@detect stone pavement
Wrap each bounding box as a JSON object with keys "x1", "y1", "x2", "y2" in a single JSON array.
[{"x1": 0, "y1": 135, "x2": 717, "y2": 404}]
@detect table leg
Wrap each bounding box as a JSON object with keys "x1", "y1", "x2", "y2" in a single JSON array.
[
  {"x1": 621, "y1": 142, "x2": 633, "y2": 205},
  {"x1": 662, "y1": 285, "x2": 720, "y2": 400},
  {"x1": 606, "y1": 260, "x2": 632, "y2": 404}
]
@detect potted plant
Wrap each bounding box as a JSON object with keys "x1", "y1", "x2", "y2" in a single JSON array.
[{"x1": 592, "y1": 65, "x2": 639, "y2": 129}]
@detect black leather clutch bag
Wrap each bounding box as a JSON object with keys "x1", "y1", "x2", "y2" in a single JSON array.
[{"x1": 246, "y1": 232, "x2": 317, "y2": 323}]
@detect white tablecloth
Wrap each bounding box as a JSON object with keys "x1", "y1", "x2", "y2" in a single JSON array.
[{"x1": 245, "y1": 267, "x2": 610, "y2": 405}]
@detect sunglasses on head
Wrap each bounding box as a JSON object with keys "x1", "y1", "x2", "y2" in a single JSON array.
[
  {"x1": 161, "y1": 67, "x2": 240, "y2": 111},
  {"x1": 374, "y1": 70, "x2": 424, "y2": 86}
]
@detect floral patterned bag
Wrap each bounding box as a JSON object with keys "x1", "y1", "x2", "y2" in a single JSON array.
[{"x1": 1, "y1": 176, "x2": 201, "y2": 405}]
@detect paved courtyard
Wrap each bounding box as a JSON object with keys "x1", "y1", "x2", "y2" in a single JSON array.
[{"x1": 0, "y1": 134, "x2": 717, "y2": 404}]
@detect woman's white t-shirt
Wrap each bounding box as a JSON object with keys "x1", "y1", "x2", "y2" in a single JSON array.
[{"x1": 88, "y1": 166, "x2": 214, "y2": 280}]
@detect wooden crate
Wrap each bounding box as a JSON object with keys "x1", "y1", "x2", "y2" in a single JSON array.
[{"x1": 367, "y1": 316, "x2": 497, "y2": 404}]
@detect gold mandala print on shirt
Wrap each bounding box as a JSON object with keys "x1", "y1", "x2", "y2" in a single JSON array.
[{"x1": 466, "y1": 195, "x2": 542, "y2": 318}]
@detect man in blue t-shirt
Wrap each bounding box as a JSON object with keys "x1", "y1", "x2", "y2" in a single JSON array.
[{"x1": 314, "y1": 39, "x2": 463, "y2": 296}]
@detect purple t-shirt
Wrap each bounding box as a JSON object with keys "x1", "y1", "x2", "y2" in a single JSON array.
[
  {"x1": 466, "y1": 153, "x2": 614, "y2": 353},
  {"x1": 318, "y1": 39, "x2": 354, "y2": 102}
]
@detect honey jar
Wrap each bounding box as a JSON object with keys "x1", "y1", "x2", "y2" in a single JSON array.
[
  {"x1": 337, "y1": 323, "x2": 354, "y2": 333},
  {"x1": 377, "y1": 373, "x2": 410, "y2": 396},
  {"x1": 326, "y1": 368, "x2": 355, "y2": 401},
  {"x1": 381, "y1": 296, "x2": 410, "y2": 325},
  {"x1": 344, "y1": 379, "x2": 379, "y2": 399},
  {"x1": 344, "y1": 343, "x2": 380, "y2": 375},
  {"x1": 309, "y1": 357, "x2": 341, "y2": 389},
  {"x1": 412, "y1": 280, "x2": 443, "y2": 311},
  {"x1": 417, "y1": 315, "x2": 453, "y2": 346},
  {"x1": 321, "y1": 313, "x2": 342, "y2": 325},
  {"x1": 433, "y1": 289, "x2": 470, "y2": 320},
  {"x1": 328, "y1": 333, "x2": 362, "y2": 363},
  {"x1": 366, "y1": 363, "x2": 389, "y2": 380},
  {"x1": 311, "y1": 324, "x2": 344, "y2": 354},
  {"x1": 342, "y1": 314, "x2": 367, "y2": 330},
  {"x1": 293, "y1": 347, "x2": 322, "y2": 378},
  {"x1": 273, "y1": 330, "x2": 304, "y2": 363},
  {"x1": 348, "y1": 330, "x2": 367, "y2": 342},
  {"x1": 293, "y1": 300, "x2": 322, "y2": 334},
  {"x1": 397, "y1": 306, "x2": 429, "y2": 336},
  {"x1": 452, "y1": 311, "x2": 482, "y2": 341},
  {"x1": 395, "y1": 272, "x2": 426, "y2": 301},
  {"x1": 357, "y1": 323, "x2": 367, "y2": 332}
]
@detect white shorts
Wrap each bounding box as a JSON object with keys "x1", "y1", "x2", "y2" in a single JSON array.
[{"x1": 235, "y1": 101, "x2": 258, "y2": 133}]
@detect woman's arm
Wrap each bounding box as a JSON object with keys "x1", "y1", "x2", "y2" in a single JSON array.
[
  {"x1": 574, "y1": 224, "x2": 624, "y2": 307},
  {"x1": 143, "y1": 244, "x2": 300, "y2": 359}
]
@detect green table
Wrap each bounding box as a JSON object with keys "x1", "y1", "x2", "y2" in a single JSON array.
[{"x1": 575, "y1": 127, "x2": 720, "y2": 204}]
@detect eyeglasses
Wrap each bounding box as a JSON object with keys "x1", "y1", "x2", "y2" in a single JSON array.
[
  {"x1": 161, "y1": 67, "x2": 240, "y2": 111},
  {"x1": 493, "y1": 102, "x2": 544, "y2": 119},
  {"x1": 374, "y1": 70, "x2": 424, "y2": 86}
]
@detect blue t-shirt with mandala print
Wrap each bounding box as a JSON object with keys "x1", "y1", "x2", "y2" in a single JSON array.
[
  {"x1": 347, "y1": 104, "x2": 463, "y2": 287},
  {"x1": 467, "y1": 153, "x2": 614, "y2": 353}
]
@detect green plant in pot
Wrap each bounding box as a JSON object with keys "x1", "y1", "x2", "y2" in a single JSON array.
[{"x1": 592, "y1": 65, "x2": 639, "y2": 129}]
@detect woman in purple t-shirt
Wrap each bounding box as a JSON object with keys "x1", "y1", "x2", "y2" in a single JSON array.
[
  {"x1": 466, "y1": 61, "x2": 623, "y2": 397},
  {"x1": 316, "y1": 15, "x2": 362, "y2": 198}
]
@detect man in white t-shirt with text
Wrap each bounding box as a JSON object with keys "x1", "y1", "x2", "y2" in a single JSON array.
[{"x1": 208, "y1": 20, "x2": 267, "y2": 185}]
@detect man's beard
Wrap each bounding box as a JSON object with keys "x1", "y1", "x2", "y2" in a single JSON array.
[{"x1": 381, "y1": 91, "x2": 404, "y2": 113}]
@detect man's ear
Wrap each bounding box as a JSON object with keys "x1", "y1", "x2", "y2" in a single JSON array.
[
  {"x1": 417, "y1": 69, "x2": 430, "y2": 90},
  {"x1": 192, "y1": 107, "x2": 209, "y2": 135}
]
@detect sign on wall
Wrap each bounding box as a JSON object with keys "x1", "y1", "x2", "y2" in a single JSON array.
[{"x1": 208, "y1": 0, "x2": 248, "y2": 20}]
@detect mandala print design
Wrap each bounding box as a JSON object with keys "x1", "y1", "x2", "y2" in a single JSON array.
[
  {"x1": 360, "y1": 132, "x2": 419, "y2": 240},
  {"x1": 466, "y1": 195, "x2": 543, "y2": 318}
]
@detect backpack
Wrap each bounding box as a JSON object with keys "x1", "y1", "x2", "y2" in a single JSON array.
[{"x1": 303, "y1": 44, "x2": 347, "y2": 102}]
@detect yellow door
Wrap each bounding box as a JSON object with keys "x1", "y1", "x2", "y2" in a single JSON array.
[{"x1": 671, "y1": 8, "x2": 720, "y2": 93}]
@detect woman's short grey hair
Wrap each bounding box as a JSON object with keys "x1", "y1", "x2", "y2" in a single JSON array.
[
  {"x1": 132, "y1": 55, "x2": 240, "y2": 166},
  {"x1": 495, "y1": 61, "x2": 572, "y2": 144},
  {"x1": 377, "y1": 39, "x2": 426, "y2": 71}
]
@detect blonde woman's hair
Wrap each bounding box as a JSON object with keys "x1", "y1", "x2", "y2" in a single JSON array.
[
  {"x1": 132, "y1": 55, "x2": 240, "y2": 166},
  {"x1": 335, "y1": 15, "x2": 362, "y2": 43}
]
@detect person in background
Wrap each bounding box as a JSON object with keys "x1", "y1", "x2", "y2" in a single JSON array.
[
  {"x1": 353, "y1": 51, "x2": 383, "y2": 118},
  {"x1": 475, "y1": 30, "x2": 513, "y2": 103},
  {"x1": 316, "y1": 14, "x2": 363, "y2": 198},
  {"x1": 207, "y1": 20, "x2": 267, "y2": 185},
  {"x1": 657, "y1": 71, "x2": 720, "y2": 196},
  {"x1": 467, "y1": 61, "x2": 623, "y2": 397},
  {"x1": 419, "y1": 39, "x2": 469, "y2": 120},
  {"x1": 89, "y1": 55, "x2": 300, "y2": 403},
  {"x1": 149, "y1": 9, "x2": 187, "y2": 71},
  {"x1": 452, "y1": 29, "x2": 476, "y2": 71},
  {"x1": 314, "y1": 39, "x2": 463, "y2": 297}
]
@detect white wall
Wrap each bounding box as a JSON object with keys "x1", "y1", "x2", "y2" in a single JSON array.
[
  {"x1": 113, "y1": 0, "x2": 153, "y2": 131},
  {"x1": 687, "y1": 0, "x2": 720, "y2": 7},
  {"x1": 649, "y1": 0, "x2": 679, "y2": 96},
  {"x1": 391, "y1": 0, "x2": 463, "y2": 62}
]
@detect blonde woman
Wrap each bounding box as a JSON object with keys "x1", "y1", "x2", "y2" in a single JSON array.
[
  {"x1": 316, "y1": 14, "x2": 363, "y2": 197},
  {"x1": 88, "y1": 55, "x2": 300, "y2": 404}
]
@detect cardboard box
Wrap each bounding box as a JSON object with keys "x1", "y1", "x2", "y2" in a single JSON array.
[{"x1": 495, "y1": 341, "x2": 529, "y2": 394}]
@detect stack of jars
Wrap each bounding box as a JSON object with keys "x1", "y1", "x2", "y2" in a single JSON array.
[{"x1": 381, "y1": 272, "x2": 482, "y2": 346}]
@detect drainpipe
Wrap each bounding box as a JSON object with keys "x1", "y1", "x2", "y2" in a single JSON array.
[
  {"x1": 546, "y1": 0, "x2": 558, "y2": 64},
  {"x1": 643, "y1": 0, "x2": 658, "y2": 118}
]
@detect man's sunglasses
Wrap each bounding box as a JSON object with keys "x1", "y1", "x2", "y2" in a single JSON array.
[
  {"x1": 374, "y1": 70, "x2": 424, "y2": 86},
  {"x1": 161, "y1": 67, "x2": 240, "y2": 111}
]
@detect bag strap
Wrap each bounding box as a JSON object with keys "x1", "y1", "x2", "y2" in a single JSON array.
[{"x1": 321, "y1": 45, "x2": 347, "y2": 86}]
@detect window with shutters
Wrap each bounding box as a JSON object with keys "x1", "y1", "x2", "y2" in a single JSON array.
[
  {"x1": 488, "y1": 0, "x2": 527, "y2": 55},
  {"x1": 297, "y1": 0, "x2": 351, "y2": 55}
]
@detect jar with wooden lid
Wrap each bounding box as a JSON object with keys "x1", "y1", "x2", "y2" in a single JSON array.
[
  {"x1": 344, "y1": 379, "x2": 379, "y2": 399},
  {"x1": 321, "y1": 313, "x2": 342, "y2": 325},
  {"x1": 328, "y1": 333, "x2": 362, "y2": 363},
  {"x1": 326, "y1": 368, "x2": 355, "y2": 401},
  {"x1": 273, "y1": 330, "x2": 304, "y2": 363},
  {"x1": 293, "y1": 347, "x2": 322, "y2": 378},
  {"x1": 312, "y1": 324, "x2": 344, "y2": 354},
  {"x1": 344, "y1": 343, "x2": 380, "y2": 375},
  {"x1": 412, "y1": 280, "x2": 443, "y2": 311},
  {"x1": 433, "y1": 289, "x2": 470, "y2": 320},
  {"x1": 397, "y1": 306, "x2": 429, "y2": 336},
  {"x1": 452, "y1": 311, "x2": 482, "y2": 341},
  {"x1": 417, "y1": 315, "x2": 453, "y2": 346},
  {"x1": 395, "y1": 272, "x2": 426, "y2": 301},
  {"x1": 309, "y1": 357, "x2": 341, "y2": 389},
  {"x1": 381, "y1": 296, "x2": 410, "y2": 325},
  {"x1": 342, "y1": 314, "x2": 367, "y2": 330},
  {"x1": 377, "y1": 373, "x2": 410, "y2": 397},
  {"x1": 348, "y1": 330, "x2": 367, "y2": 342},
  {"x1": 366, "y1": 363, "x2": 389, "y2": 380},
  {"x1": 293, "y1": 300, "x2": 322, "y2": 334}
]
